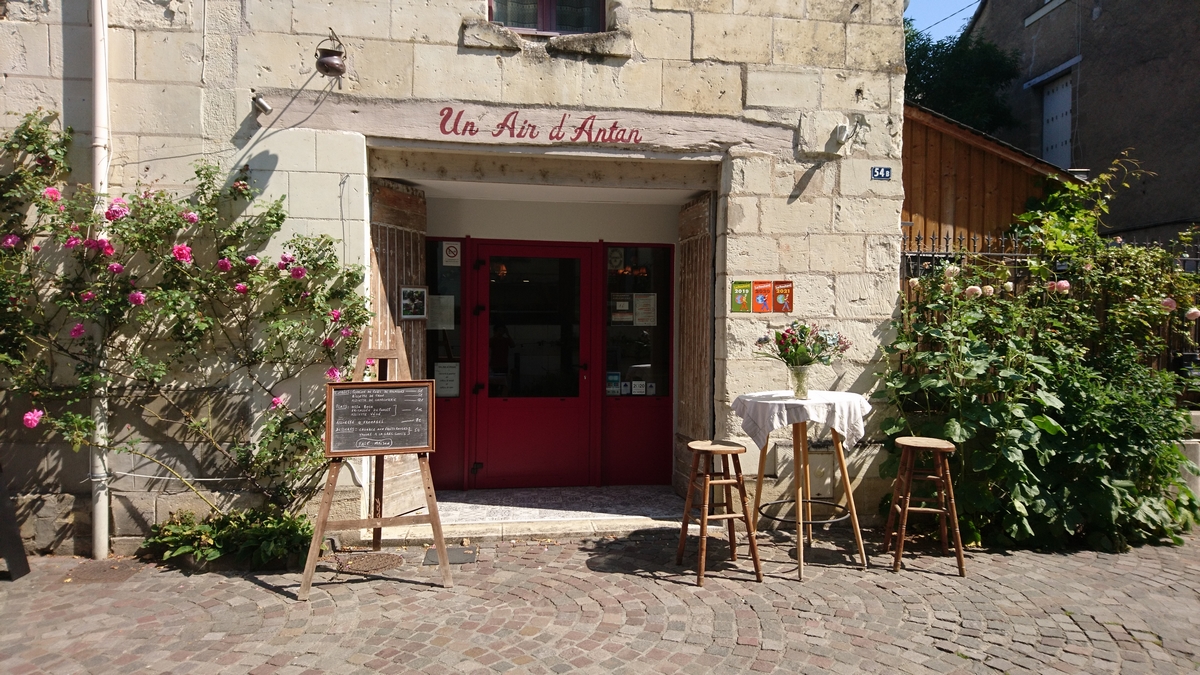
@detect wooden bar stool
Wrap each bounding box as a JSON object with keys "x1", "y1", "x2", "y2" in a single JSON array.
[
  {"x1": 883, "y1": 436, "x2": 966, "y2": 577},
  {"x1": 675, "y1": 440, "x2": 763, "y2": 586}
]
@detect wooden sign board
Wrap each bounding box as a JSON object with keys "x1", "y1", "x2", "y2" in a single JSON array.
[{"x1": 325, "y1": 381, "x2": 435, "y2": 457}]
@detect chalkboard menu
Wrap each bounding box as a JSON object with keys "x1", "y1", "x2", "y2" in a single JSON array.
[{"x1": 325, "y1": 381, "x2": 435, "y2": 457}]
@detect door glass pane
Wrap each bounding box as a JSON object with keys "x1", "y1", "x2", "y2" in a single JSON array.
[
  {"x1": 605, "y1": 246, "x2": 671, "y2": 397},
  {"x1": 493, "y1": 0, "x2": 539, "y2": 29},
  {"x1": 489, "y1": 256, "x2": 580, "y2": 398},
  {"x1": 555, "y1": 0, "x2": 604, "y2": 32},
  {"x1": 425, "y1": 240, "x2": 462, "y2": 397}
]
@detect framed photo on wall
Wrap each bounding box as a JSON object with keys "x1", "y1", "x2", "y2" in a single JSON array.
[{"x1": 400, "y1": 286, "x2": 428, "y2": 320}]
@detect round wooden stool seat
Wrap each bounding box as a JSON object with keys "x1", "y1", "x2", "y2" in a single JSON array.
[
  {"x1": 687, "y1": 440, "x2": 747, "y2": 455},
  {"x1": 894, "y1": 436, "x2": 956, "y2": 454}
]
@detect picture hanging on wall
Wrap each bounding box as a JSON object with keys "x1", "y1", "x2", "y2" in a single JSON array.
[{"x1": 400, "y1": 286, "x2": 428, "y2": 320}]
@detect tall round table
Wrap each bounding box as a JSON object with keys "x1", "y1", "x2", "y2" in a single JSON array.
[{"x1": 731, "y1": 390, "x2": 872, "y2": 580}]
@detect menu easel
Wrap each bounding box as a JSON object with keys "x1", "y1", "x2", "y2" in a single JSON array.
[{"x1": 297, "y1": 344, "x2": 452, "y2": 601}]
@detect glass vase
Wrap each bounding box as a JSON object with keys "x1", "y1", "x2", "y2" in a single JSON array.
[{"x1": 788, "y1": 364, "x2": 811, "y2": 399}]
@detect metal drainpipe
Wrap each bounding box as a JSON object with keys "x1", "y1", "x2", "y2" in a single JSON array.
[{"x1": 91, "y1": 0, "x2": 111, "y2": 560}]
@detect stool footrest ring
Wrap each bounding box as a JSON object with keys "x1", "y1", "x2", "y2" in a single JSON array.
[{"x1": 757, "y1": 498, "x2": 851, "y2": 526}]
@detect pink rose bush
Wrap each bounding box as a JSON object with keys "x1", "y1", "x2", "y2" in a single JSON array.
[
  {"x1": 180, "y1": 211, "x2": 199, "y2": 224},
  {"x1": 42, "y1": 187, "x2": 61, "y2": 202},
  {"x1": 108, "y1": 262, "x2": 124, "y2": 274},
  {"x1": 23, "y1": 410, "x2": 44, "y2": 428},
  {"x1": 70, "y1": 323, "x2": 85, "y2": 338},
  {"x1": 216, "y1": 258, "x2": 232, "y2": 272},
  {"x1": 234, "y1": 283, "x2": 248, "y2": 294},
  {"x1": 244, "y1": 255, "x2": 260, "y2": 267},
  {"x1": 172, "y1": 244, "x2": 193, "y2": 264},
  {"x1": 128, "y1": 290, "x2": 146, "y2": 305},
  {"x1": 105, "y1": 198, "x2": 129, "y2": 221}
]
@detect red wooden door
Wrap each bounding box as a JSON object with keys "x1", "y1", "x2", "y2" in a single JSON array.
[{"x1": 471, "y1": 242, "x2": 597, "y2": 488}]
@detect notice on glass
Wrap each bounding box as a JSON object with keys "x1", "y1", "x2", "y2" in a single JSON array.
[
  {"x1": 730, "y1": 281, "x2": 751, "y2": 313},
  {"x1": 434, "y1": 362, "x2": 460, "y2": 397},
  {"x1": 633, "y1": 293, "x2": 656, "y2": 326},
  {"x1": 606, "y1": 372, "x2": 621, "y2": 396},
  {"x1": 327, "y1": 382, "x2": 433, "y2": 456},
  {"x1": 610, "y1": 293, "x2": 634, "y2": 325},
  {"x1": 427, "y1": 295, "x2": 456, "y2": 331}
]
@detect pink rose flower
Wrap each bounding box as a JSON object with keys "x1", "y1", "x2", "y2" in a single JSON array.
[
  {"x1": 83, "y1": 238, "x2": 99, "y2": 249},
  {"x1": 57, "y1": 205, "x2": 65, "y2": 212},
  {"x1": 32, "y1": 245, "x2": 40, "y2": 252},
  {"x1": 1, "y1": 234, "x2": 19, "y2": 248},
  {"x1": 1056, "y1": 280, "x2": 1071, "y2": 294},
  {"x1": 64, "y1": 236, "x2": 81, "y2": 249},
  {"x1": 1045, "y1": 281, "x2": 1057, "y2": 292},
  {"x1": 244, "y1": 255, "x2": 260, "y2": 267},
  {"x1": 172, "y1": 244, "x2": 193, "y2": 264},
  {"x1": 325, "y1": 366, "x2": 342, "y2": 382},
  {"x1": 104, "y1": 201, "x2": 129, "y2": 221},
  {"x1": 1187, "y1": 308, "x2": 1200, "y2": 321},
  {"x1": 70, "y1": 323, "x2": 86, "y2": 338},
  {"x1": 216, "y1": 258, "x2": 232, "y2": 272},
  {"x1": 107, "y1": 262, "x2": 124, "y2": 274},
  {"x1": 180, "y1": 211, "x2": 199, "y2": 224},
  {"x1": 42, "y1": 187, "x2": 62, "y2": 202},
  {"x1": 290, "y1": 266, "x2": 307, "y2": 279},
  {"x1": 69, "y1": 224, "x2": 79, "y2": 232},
  {"x1": 330, "y1": 309, "x2": 342, "y2": 321},
  {"x1": 964, "y1": 285, "x2": 982, "y2": 298},
  {"x1": 300, "y1": 291, "x2": 310, "y2": 299},
  {"x1": 128, "y1": 290, "x2": 146, "y2": 305},
  {"x1": 80, "y1": 291, "x2": 95, "y2": 302},
  {"x1": 366, "y1": 358, "x2": 376, "y2": 366},
  {"x1": 270, "y1": 396, "x2": 286, "y2": 409},
  {"x1": 277, "y1": 261, "x2": 289, "y2": 271},
  {"x1": 322, "y1": 338, "x2": 335, "y2": 348},
  {"x1": 340, "y1": 328, "x2": 353, "y2": 337},
  {"x1": 23, "y1": 409, "x2": 44, "y2": 428},
  {"x1": 102, "y1": 242, "x2": 115, "y2": 257},
  {"x1": 234, "y1": 283, "x2": 249, "y2": 294},
  {"x1": 280, "y1": 254, "x2": 295, "y2": 264},
  {"x1": 1162, "y1": 297, "x2": 1178, "y2": 311}
]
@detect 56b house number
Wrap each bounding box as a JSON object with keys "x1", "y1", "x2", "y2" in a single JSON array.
[{"x1": 871, "y1": 166, "x2": 893, "y2": 181}]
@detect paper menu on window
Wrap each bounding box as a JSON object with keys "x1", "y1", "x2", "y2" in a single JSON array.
[
  {"x1": 633, "y1": 293, "x2": 656, "y2": 326},
  {"x1": 426, "y1": 295, "x2": 456, "y2": 331}
]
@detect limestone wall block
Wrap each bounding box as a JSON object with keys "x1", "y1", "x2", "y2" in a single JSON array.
[
  {"x1": 725, "y1": 151, "x2": 774, "y2": 195},
  {"x1": 777, "y1": 234, "x2": 809, "y2": 272},
  {"x1": 732, "y1": 0, "x2": 805, "y2": 18},
  {"x1": 110, "y1": 0, "x2": 196, "y2": 30},
  {"x1": 833, "y1": 197, "x2": 902, "y2": 234},
  {"x1": 413, "y1": 44, "x2": 502, "y2": 101},
  {"x1": 51, "y1": 26, "x2": 135, "y2": 80},
  {"x1": 582, "y1": 59, "x2": 662, "y2": 109},
  {"x1": 848, "y1": 113, "x2": 902, "y2": 159},
  {"x1": 866, "y1": 234, "x2": 901, "y2": 273},
  {"x1": 725, "y1": 196, "x2": 760, "y2": 234},
  {"x1": 291, "y1": 0, "x2": 389, "y2": 39},
  {"x1": 835, "y1": 273, "x2": 899, "y2": 319},
  {"x1": 745, "y1": 69, "x2": 821, "y2": 110},
  {"x1": 724, "y1": 234, "x2": 780, "y2": 274},
  {"x1": 246, "y1": 0, "x2": 293, "y2": 33},
  {"x1": 869, "y1": 0, "x2": 906, "y2": 25},
  {"x1": 760, "y1": 196, "x2": 834, "y2": 234},
  {"x1": 845, "y1": 23, "x2": 904, "y2": 72},
  {"x1": 316, "y1": 131, "x2": 368, "y2": 175},
  {"x1": 129, "y1": 135, "x2": 207, "y2": 185},
  {"x1": 136, "y1": 31, "x2": 204, "y2": 82},
  {"x1": 662, "y1": 61, "x2": 742, "y2": 115},
  {"x1": 109, "y1": 133, "x2": 139, "y2": 186},
  {"x1": 693, "y1": 14, "x2": 772, "y2": 64},
  {"x1": 391, "y1": 0, "x2": 471, "y2": 45},
  {"x1": 352, "y1": 39, "x2": 414, "y2": 98},
  {"x1": 822, "y1": 69, "x2": 891, "y2": 113},
  {"x1": 716, "y1": 357, "x2": 783, "y2": 403},
  {"x1": 241, "y1": 128, "x2": 317, "y2": 172},
  {"x1": 807, "y1": 0, "x2": 869, "y2": 23},
  {"x1": 4, "y1": 0, "x2": 90, "y2": 25},
  {"x1": 772, "y1": 160, "x2": 836, "y2": 200},
  {"x1": 502, "y1": 53, "x2": 583, "y2": 106},
  {"x1": 289, "y1": 171, "x2": 366, "y2": 221},
  {"x1": 789, "y1": 274, "x2": 836, "y2": 319},
  {"x1": 772, "y1": 19, "x2": 846, "y2": 68},
  {"x1": 305, "y1": 216, "x2": 367, "y2": 264},
  {"x1": 629, "y1": 9, "x2": 692, "y2": 61},
  {"x1": 0, "y1": 22, "x2": 50, "y2": 77},
  {"x1": 832, "y1": 318, "x2": 891, "y2": 363},
  {"x1": 718, "y1": 316, "x2": 774, "y2": 360},
  {"x1": 809, "y1": 234, "x2": 865, "y2": 273},
  {"x1": 797, "y1": 109, "x2": 851, "y2": 158},
  {"x1": 202, "y1": 34, "x2": 237, "y2": 86},
  {"x1": 651, "y1": 0, "x2": 731, "y2": 12},
  {"x1": 237, "y1": 32, "x2": 315, "y2": 89},
  {"x1": 839, "y1": 159, "x2": 904, "y2": 197},
  {"x1": 109, "y1": 82, "x2": 203, "y2": 135},
  {"x1": 206, "y1": 0, "x2": 244, "y2": 34}
]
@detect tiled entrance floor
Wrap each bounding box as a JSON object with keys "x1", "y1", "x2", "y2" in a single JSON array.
[{"x1": 379, "y1": 485, "x2": 687, "y2": 545}]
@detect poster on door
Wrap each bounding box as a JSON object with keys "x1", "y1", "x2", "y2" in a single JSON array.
[{"x1": 632, "y1": 293, "x2": 656, "y2": 326}]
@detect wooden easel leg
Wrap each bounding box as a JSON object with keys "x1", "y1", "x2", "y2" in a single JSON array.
[
  {"x1": 418, "y1": 454, "x2": 453, "y2": 588},
  {"x1": 372, "y1": 455, "x2": 385, "y2": 551},
  {"x1": 792, "y1": 423, "x2": 804, "y2": 581},
  {"x1": 298, "y1": 459, "x2": 342, "y2": 601},
  {"x1": 800, "y1": 421, "x2": 812, "y2": 544},
  {"x1": 833, "y1": 430, "x2": 868, "y2": 570},
  {"x1": 752, "y1": 442, "x2": 768, "y2": 533}
]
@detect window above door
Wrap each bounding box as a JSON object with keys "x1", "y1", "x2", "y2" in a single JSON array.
[{"x1": 490, "y1": 0, "x2": 606, "y2": 35}]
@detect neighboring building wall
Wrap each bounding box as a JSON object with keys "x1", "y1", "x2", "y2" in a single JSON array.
[
  {"x1": 967, "y1": 0, "x2": 1200, "y2": 235},
  {"x1": 1, "y1": 0, "x2": 906, "y2": 550}
]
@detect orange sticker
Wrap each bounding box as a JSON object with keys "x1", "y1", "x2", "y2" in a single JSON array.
[
  {"x1": 752, "y1": 281, "x2": 773, "y2": 313},
  {"x1": 772, "y1": 281, "x2": 793, "y2": 313}
]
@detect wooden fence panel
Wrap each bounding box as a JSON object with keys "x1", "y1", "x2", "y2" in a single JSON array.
[{"x1": 674, "y1": 193, "x2": 714, "y2": 493}]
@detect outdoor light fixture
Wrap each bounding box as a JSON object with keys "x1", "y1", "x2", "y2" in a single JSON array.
[
  {"x1": 251, "y1": 91, "x2": 272, "y2": 115},
  {"x1": 314, "y1": 28, "x2": 347, "y2": 77}
]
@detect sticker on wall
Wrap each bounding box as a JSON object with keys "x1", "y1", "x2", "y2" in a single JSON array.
[
  {"x1": 633, "y1": 293, "x2": 656, "y2": 326},
  {"x1": 772, "y1": 281, "x2": 793, "y2": 313},
  {"x1": 606, "y1": 372, "x2": 621, "y2": 396},
  {"x1": 752, "y1": 281, "x2": 773, "y2": 313},
  {"x1": 730, "y1": 281, "x2": 752, "y2": 313}
]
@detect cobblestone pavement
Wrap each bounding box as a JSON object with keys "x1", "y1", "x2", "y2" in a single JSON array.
[{"x1": 2, "y1": 528, "x2": 1199, "y2": 675}]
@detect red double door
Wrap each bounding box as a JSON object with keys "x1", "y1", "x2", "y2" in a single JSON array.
[{"x1": 430, "y1": 238, "x2": 673, "y2": 489}]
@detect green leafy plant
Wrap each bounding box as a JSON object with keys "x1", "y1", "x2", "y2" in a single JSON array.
[
  {"x1": 143, "y1": 508, "x2": 315, "y2": 568},
  {"x1": 882, "y1": 159, "x2": 1200, "y2": 551},
  {"x1": 1, "y1": 109, "x2": 371, "y2": 510},
  {"x1": 754, "y1": 321, "x2": 851, "y2": 366}
]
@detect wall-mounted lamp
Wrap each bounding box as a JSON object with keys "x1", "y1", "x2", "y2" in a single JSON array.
[
  {"x1": 834, "y1": 115, "x2": 865, "y2": 146},
  {"x1": 314, "y1": 28, "x2": 347, "y2": 77},
  {"x1": 251, "y1": 91, "x2": 273, "y2": 115}
]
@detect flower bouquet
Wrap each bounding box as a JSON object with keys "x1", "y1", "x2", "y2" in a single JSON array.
[{"x1": 755, "y1": 321, "x2": 851, "y2": 398}]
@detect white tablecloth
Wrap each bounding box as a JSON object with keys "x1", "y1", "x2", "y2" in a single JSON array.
[{"x1": 731, "y1": 390, "x2": 872, "y2": 452}]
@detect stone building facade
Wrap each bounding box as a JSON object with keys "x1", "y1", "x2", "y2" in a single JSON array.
[{"x1": 0, "y1": 0, "x2": 905, "y2": 554}]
